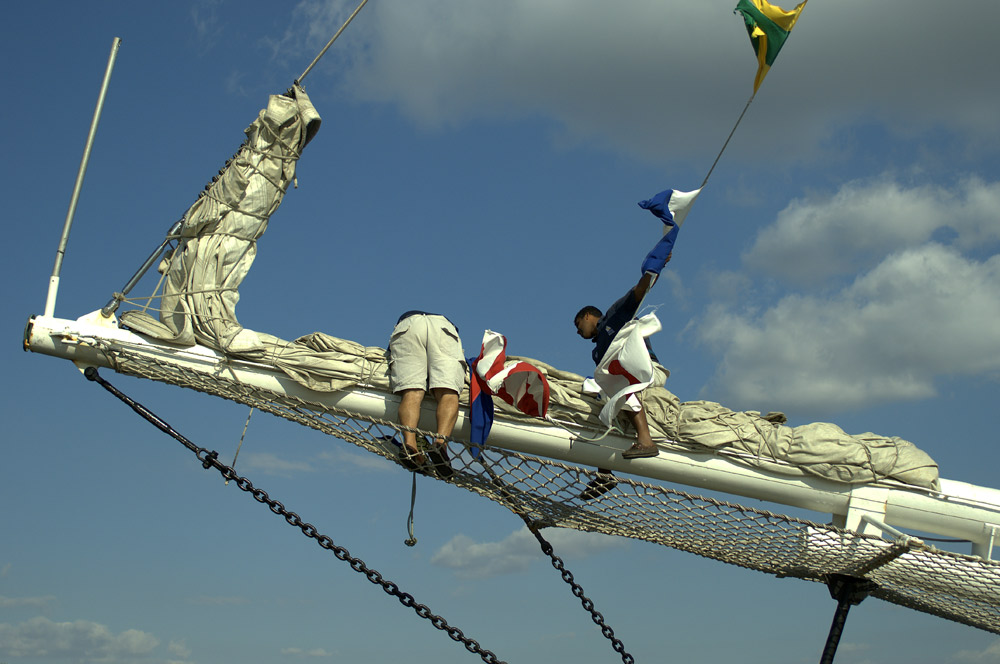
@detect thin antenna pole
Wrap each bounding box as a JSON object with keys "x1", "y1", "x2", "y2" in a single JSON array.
[
  {"x1": 700, "y1": 91, "x2": 756, "y2": 190},
  {"x1": 44, "y1": 37, "x2": 122, "y2": 317},
  {"x1": 295, "y1": 0, "x2": 370, "y2": 85}
]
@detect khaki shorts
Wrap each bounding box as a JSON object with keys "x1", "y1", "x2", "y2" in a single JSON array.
[
  {"x1": 388, "y1": 314, "x2": 465, "y2": 393},
  {"x1": 625, "y1": 362, "x2": 670, "y2": 412}
]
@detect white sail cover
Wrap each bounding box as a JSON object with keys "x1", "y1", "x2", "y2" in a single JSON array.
[
  {"x1": 118, "y1": 84, "x2": 938, "y2": 490},
  {"x1": 222, "y1": 330, "x2": 942, "y2": 489},
  {"x1": 125, "y1": 84, "x2": 320, "y2": 352}
]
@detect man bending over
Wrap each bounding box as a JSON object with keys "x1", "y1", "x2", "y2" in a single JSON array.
[{"x1": 388, "y1": 311, "x2": 465, "y2": 478}]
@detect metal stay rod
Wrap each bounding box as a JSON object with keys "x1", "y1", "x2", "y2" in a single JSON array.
[
  {"x1": 101, "y1": 218, "x2": 183, "y2": 317},
  {"x1": 44, "y1": 37, "x2": 122, "y2": 317},
  {"x1": 295, "y1": 0, "x2": 369, "y2": 85}
]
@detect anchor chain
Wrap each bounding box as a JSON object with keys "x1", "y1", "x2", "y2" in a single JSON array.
[
  {"x1": 524, "y1": 519, "x2": 636, "y2": 664},
  {"x1": 84, "y1": 367, "x2": 505, "y2": 664},
  {"x1": 480, "y1": 461, "x2": 636, "y2": 664}
]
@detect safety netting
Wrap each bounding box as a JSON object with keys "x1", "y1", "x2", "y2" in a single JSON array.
[
  {"x1": 90, "y1": 335, "x2": 1000, "y2": 635},
  {"x1": 94, "y1": 84, "x2": 994, "y2": 634}
]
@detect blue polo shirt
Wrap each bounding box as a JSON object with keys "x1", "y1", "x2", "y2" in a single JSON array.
[{"x1": 591, "y1": 289, "x2": 658, "y2": 365}]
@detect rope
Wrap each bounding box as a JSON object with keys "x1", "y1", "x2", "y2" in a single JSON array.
[
  {"x1": 296, "y1": 0, "x2": 370, "y2": 85},
  {"x1": 405, "y1": 471, "x2": 419, "y2": 547},
  {"x1": 224, "y1": 407, "x2": 254, "y2": 486},
  {"x1": 700, "y1": 91, "x2": 756, "y2": 189}
]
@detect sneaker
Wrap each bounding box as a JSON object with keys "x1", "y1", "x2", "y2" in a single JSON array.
[
  {"x1": 398, "y1": 445, "x2": 428, "y2": 473},
  {"x1": 426, "y1": 444, "x2": 454, "y2": 479},
  {"x1": 579, "y1": 472, "x2": 618, "y2": 500}
]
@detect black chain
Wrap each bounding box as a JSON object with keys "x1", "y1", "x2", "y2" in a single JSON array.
[
  {"x1": 479, "y1": 462, "x2": 636, "y2": 664},
  {"x1": 523, "y1": 518, "x2": 636, "y2": 664},
  {"x1": 84, "y1": 367, "x2": 505, "y2": 664}
]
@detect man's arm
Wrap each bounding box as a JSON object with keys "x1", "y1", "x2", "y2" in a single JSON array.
[{"x1": 631, "y1": 253, "x2": 670, "y2": 303}]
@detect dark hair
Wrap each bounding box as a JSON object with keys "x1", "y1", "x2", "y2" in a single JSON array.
[{"x1": 574, "y1": 305, "x2": 602, "y2": 325}]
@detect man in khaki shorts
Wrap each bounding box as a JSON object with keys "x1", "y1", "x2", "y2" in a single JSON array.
[{"x1": 388, "y1": 311, "x2": 466, "y2": 478}]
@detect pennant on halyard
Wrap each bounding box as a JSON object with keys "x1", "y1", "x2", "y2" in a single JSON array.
[
  {"x1": 637, "y1": 188, "x2": 700, "y2": 276},
  {"x1": 734, "y1": 0, "x2": 808, "y2": 93}
]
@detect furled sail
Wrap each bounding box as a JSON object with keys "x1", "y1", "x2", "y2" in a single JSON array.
[
  {"x1": 122, "y1": 84, "x2": 321, "y2": 353},
  {"x1": 118, "y1": 83, "x2": 938, "y2": 490}
]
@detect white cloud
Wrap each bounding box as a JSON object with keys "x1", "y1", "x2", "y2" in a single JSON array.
[
  {"x1": 282, "y1": 646, "x2": 335, "y2": 657},
  {"x1": 240, "y1": 447, "x2": 394, "y2": 477},
  {"x1": 955, "y1": 639, "x2": 1000, "y2": 662},
  {"x1": 0, "y1": 616, "x2": 158, "y2": 660},
  {"x1": 431, "y1": 527, "x2": 625, "y2": 579},
  {"x1": 316, "y1": 448, "x2": 395, "y2": 473},
  {"x1": 743, "y1": 177, "x2": 1000, "y2": 285},
  {"x1": 284, "y1": 0, "x2": 1000, "y2": 163},
  {"x1": 242, "y1": 452, "x2": 315, "y2": 477},
  {"x1": 189, "y1": 0, "x2": 225, "y2": 55},
  {"x1": 698, "y1": 243, "x2": 1000, "y2": 414},
  {"x1": 168, "y1": 639, "x2": 192, "y2": 659},
  {"x1": 696, "y1": 175, "x2": 1000, "y2": 416},
  {"x1": 0, "y1": 595, "x2": 56, "y2": 609},
  {"x1": 187, "y1": 595, "x2": 250, "y2": 606}
]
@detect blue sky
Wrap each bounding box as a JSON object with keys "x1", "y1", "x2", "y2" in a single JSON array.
[{"x1": 4, "y1": 1, "x2": 1000, "y2": 663}]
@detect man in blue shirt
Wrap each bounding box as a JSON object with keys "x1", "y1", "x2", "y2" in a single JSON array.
[
  {"x1": 574, "y1": 266, "x2": 664, "y2": 460},
  {"x1": 573, "y1": 255, "x2": 671, "y2": 500}
]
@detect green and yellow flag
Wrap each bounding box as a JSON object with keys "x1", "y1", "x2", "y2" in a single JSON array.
[{"x1": 734, "y1": 0, "x2": 808, "y2": 93}]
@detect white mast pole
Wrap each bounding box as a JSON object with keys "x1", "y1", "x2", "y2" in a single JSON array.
[{"x1": 44, "y1": 37, "x2": 122, "y2": 317}]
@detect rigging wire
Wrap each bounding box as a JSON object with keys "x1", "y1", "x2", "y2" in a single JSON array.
[
  {"x1": 224, "y1": 407, "x2": 254, "y2": 486},
  {"x1": 699, "y1": 92, "x2": 756, "y2": 189},
  {"x1": 296, "y1": 0, "x2": 370, "y2": 86}
]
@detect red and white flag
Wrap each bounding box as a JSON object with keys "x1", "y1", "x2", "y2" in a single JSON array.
[
  {"x1": 593, "y1": 313, "x2": 661, "y2": 427},
  {"x1": 472, "y1": 330, "x2": 549, "y2": 418}
]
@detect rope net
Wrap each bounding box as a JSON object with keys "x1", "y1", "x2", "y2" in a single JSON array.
[{"x1": 93, "y1": 337, "x2": 1000, "y2": 635}]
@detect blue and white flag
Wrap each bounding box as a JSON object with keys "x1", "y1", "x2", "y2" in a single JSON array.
[
  {"x1": 637, "y1": 188, "x2": 701, "y2": 275},
  {"x1": 638, "y1": 188, "x2": 701, "y2": 228}
]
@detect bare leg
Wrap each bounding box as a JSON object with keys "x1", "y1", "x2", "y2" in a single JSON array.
[
  {"x1": 622, "y1": 406, "x2": 658, "y2": 458},
  {"x1": 431, "y1": 388, "x2": 459, "y2": 444},
  {"x1": 397, "y1": 389, "x2": 426, "y2": 461},
  {"x1": 427, "y1": 388, "x2": 458, "y2": 478},
  {"x1": 626, "y1": 407, "x2": 655, "y2": 448}
]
